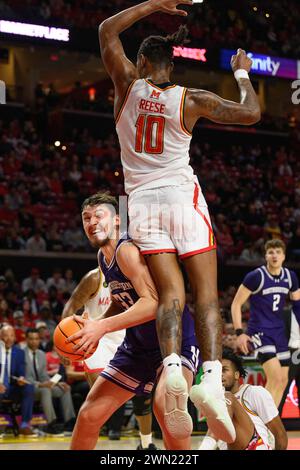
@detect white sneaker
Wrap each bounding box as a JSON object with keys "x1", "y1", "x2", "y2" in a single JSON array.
[
  {"x1": 190, "y1": 381, "x2": 236, "y2": 443},
  {"x1": 164, "y1": 372, "x2": 193, "y2": 440}
]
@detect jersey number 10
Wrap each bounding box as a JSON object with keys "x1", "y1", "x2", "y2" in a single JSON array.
[{"x1": 135, "y1": 114, "x2": 165, "y2": 155}]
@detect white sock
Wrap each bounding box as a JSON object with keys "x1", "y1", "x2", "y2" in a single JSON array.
[
  {"x1": 202, "y1": 360, "x2": 222, "y2": 388},
  {"x1": 140, "y1": 432, "x2": 152, "y2": 449},
  {"x1": 163, "y1": 353, "x2": 182, "y2": 375}
]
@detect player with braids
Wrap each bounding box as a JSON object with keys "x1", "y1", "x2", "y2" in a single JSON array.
[{"x1": 76, "y1": 0, "x2": 260, "y2": 443}]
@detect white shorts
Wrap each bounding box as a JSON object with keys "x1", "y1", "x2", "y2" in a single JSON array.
[
  {"x1": 128, "y1": 177, "x2": 216, "y2": 258},
  {"x1": 84, "y1": 330, "x2": 125, "y2": 373}
]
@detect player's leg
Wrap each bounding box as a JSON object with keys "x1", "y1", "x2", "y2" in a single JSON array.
[
  {"x1": 70, "y1": 376, "x2": 134, "y2": 449},
  {"x1": 133, "y1": 395, "x2": 156, "y2": 450},
  {"x1": 145, "y1": 253, "x2": 192, "y2": 438},
  {"x1": 182, "y1": 251, "x2": 235, "y2": 443},
  {"x1": 153, "y1": 366, "x2": 193, "y2": 450},
  {"x1": 262, "y1": 358, "x2": 288, "y2": 407}
]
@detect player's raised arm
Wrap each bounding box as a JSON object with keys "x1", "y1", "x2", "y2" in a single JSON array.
[
  {"x1": 231, "y1": 284, "x2": 252, "y2": 355},
  {"x1": 99, "y1": 1, "x2": 193, "y2": 111},
  {"x1": 185, "y1": 49, "x2": 261, "y2": 128},
  {"x1": 61, "y1": 269, "x2": 100, "y2": 319}
]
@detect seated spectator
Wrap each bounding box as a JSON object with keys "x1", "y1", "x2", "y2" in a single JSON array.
[
  {"x1": 64, "y1": 269, "x2": 77, "y2": 294},
  {"x1": 0, "y1": 325, "x2": 35, "y2": 435},
  {"x1": 36, "y1": 305, "x2": 57, "y2": 337},
  {"x1": 25, "y1": 231, "x2": 47, "y2": 252},
  {"x1": 24, "y1": 329, "x2": 76, "y2": 434},
  {"x1": 21, "y1": 268, "x2": 47, "y2": 295},
  {"x1": 48, "y1": 286, "x2": 64, "y2": 323},
  {"x1": 46, "y1": 268, "x2": 66, "y2": 293},
  {"x1": 239, "y1": 239, "x2": 264, "y2": 263},
  {"x1": 36, "y1": 321, "x2": 51, "y2": 353},
  {"x1": 13, "y1": 310, "x2": 33, "y2": 348}
]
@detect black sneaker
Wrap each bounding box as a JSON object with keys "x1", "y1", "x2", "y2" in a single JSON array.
[
  {"x1": 108, "y1": 429, "x2": 121, "y2": 440},
  {"x1": 45, "y1": 420, "x2": 64, "y2": 435},
  {"x1": 136, "y1": 443, "x2": 159, "y2": 450}
]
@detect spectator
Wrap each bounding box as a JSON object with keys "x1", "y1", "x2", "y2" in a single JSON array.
[
  {"x1": 25, "y1": 231, "x2": 47, "y2": 253},
  {"x1": 0, "y1": 325, "x2": 35, "y2": 435},
  {"x1": 48, "y1": 286, "x2": 64, "y2": 323},
  {"x1": 46, "y1": 268, "x2": 66, "y2": 293},
  {"x1": 65, "y1": 360, "x2": 89, "y2": 415},
  {"x1": 37, "y1": 305, "x2": 57, "y2": 336},
  {"x1": 64, "y1": 269, "x2": 77, "y2": 294},
  {"x1": 24, "y1": 328, "x2": 76, "y2": 435},
  {"x1": 36, "y1": 321, "x2": 51, "y2": 353},
  {"x1": 21, "y1": 268, "x2": 47, "y2": 295},
  {"x1": 13, "y1": 310, "x2": 33, "y2": 347}
]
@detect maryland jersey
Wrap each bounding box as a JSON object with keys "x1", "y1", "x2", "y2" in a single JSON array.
[
  {"x1": 84, "y1": 268, "x2": 110, "y2": 319},
  {"x1": 116, "y1": 78, "x2": 194, "y2": 194}
]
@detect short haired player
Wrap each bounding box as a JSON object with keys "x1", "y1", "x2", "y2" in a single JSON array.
[
  {"x1": 98, "y1": 0, "x2": 260, "y2": 442},
  {"x1": 231, "y1": 239, "x2": 300, "y2": 407},
  {"x1": 62, "y1": 268, "x2": 157, "y2": 450},
  {"x1": 67, "y1": 193, "x2": 200, "y2": 450},
  {"x1": 200, "y1": 349, "x2": 287, "y2": 450}
]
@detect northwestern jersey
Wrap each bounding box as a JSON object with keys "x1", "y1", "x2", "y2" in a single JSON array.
[
  {"x1": 98, "y1": 236, "x2": 196, "y2": 350},
  {"x1": 243, "y1": 265, "x2": 299, "y2": 331},
  {"x1": 84, "y1": 268, "x2": 111, "y2": 319},
  {"x1": 116, "y1": 78, "x2": 194, "y2": 195}
]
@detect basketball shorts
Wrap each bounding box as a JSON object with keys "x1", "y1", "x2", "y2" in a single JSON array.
[
  {"x1": 128, "y1": 177, "x2": 216, "y2": 259},
  {"x1": 84, "y1": 330, "x2": 125, "y2": 373},
  {"x1": 100, "y1": 338, "x2": 200, "y2": 396},
  {"x1": 248, "y1": 327, "x2": 291, "y2": 366}
]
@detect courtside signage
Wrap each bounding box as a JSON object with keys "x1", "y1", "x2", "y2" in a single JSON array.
[
  {"x1": 0, "y1": 20, "x2": 69, "y2": 42},
  {"x1": 221, "y1": 49, "x2": 300, "y2": 79}
]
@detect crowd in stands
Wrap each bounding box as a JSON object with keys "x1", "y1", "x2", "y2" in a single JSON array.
[
  {"x1": 1, "y1": 0, "x2": 299, "y2": 59},
  {"x1": 1, "y1": 113, "x2": 300, "y2": 262}
]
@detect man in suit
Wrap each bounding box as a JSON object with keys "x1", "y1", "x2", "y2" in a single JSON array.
[
  {"x1": 24, "y1": 328, "x2": 76, "y2": 434},
  {"x1": 0, "y1": 324, "x2": 35, "y2": 435}
]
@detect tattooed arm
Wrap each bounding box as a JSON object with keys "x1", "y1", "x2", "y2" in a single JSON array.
[{"x1": 185, "y1": 49, "x2": 261, "y2": 129}]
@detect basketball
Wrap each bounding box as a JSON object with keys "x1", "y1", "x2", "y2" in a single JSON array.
[{"x1": 53, "y1": 317, "x2": 96, "y2": 361}]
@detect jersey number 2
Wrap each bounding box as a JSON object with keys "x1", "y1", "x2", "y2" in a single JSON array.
[
  {"x1": 135, "y1": 115, "x2": 165, "y2": 154},
  {"x1": 272, "y1": 294, "x2": 280, "y2": 311}
]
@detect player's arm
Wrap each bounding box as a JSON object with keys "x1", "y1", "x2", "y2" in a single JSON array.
[
  {"x1": 185, "y1": 49, "x2": 261, "y2": 129},
  {"x1": 99, "y1": 0, "x2": 193, "y2": 112},
  {"x1": 266, "y1": 416, "x2": 288, "y2": 450},
  {"x1": 61, "y1": 270, "x2": 100, "y2": 319},
  {"x1": 250, "y1": 386, "x2": 288, "y2": 450},
  {"x1": 231, "y1": 284, "x2": 252, "y2": 355},
  {"x1": 67, "y1": 243, "x2": 158, "y2": 355}
]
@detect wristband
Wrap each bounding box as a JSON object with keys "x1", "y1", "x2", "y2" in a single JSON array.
[
  {"x1": 234, "y1": 69, "x2": 249, "y2": 81},
  {"x1": 235, "y1": 328, "x2": 244, "y2": 336}
]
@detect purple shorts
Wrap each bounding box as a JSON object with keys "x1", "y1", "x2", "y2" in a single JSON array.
[
  {"x1": 100, "y1": 338, "x2": 200, "y2": 396},
  {"x1": 247, "y1": 327, "x2": 291, "y2": 366}
]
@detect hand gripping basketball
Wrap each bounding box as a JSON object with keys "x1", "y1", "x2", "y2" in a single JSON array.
[{"x1": 65, "y1": 315, "x2": 108, "y2": 357}]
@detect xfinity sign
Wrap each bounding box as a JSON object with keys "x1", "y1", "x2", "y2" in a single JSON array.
[{"x1": 221, "y1": 49, "x2": 300, "y2": 80}]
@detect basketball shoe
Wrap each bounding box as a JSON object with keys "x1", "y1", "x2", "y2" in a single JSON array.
[{"x1": 164, "y1": 371, "x2": 193, "y2": 439}]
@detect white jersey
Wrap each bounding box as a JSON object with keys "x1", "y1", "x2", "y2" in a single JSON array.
[
  {"x1": 235, "y1": 384, "x2": 278, "y2": 447},
  {"x1": 84, "y1": 268, "x2": 125, "y2": 372},
  {"x1": 84, "y1": 268, "x2": 110, "y2": 319},
  {"x1": 116, "y1": 78, "x2": 194, "y2": 194}
]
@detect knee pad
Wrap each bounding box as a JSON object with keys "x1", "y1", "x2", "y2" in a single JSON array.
[{"x1": 132, "y1": 395, "x2": 152, "y2": 416}]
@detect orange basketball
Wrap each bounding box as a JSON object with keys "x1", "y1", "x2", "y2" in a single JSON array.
[{"x1": 53, "y1": 317, "x2": 96, "y2": 361}]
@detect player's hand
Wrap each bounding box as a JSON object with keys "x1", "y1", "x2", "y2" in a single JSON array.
[
  {"x1": 66, "y1": 315, "x2": 107, "y2": 357},
  {"x1": 236, "y1": 333, "x2": 252, "y2": 355},
  {"x1": 231, "y1": 49, "x2": 252, "y2": 73},
  {"x1": 150, "y1": 0, "x2": 194, "y2": 16}
]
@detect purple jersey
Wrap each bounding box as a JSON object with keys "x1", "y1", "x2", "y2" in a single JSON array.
[
  {"x1": 243, "y1": 265, "x2": 299, "y2": 332},
  {"x1": 98, "y1": 236, "x2": 196, "y2": 350}
]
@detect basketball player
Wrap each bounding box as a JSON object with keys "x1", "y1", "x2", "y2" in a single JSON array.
[
  {"x1": 231, "y1": 239, "x2": 300, "y2": 407},
  {"x1": 200, "y1": 391, "x2": 266, "y2": 451},
  {"x1": 98, "y1": 0, "x2": 260, "y2": 442},
  {"x1": 67, "y1": 192, "x2": 200, "y2": 450},
  {"x1": 199, "y1": 349, "x2": 287, "y2": 450},
  {"x1": 62, "y1": 269, "x2": 157, "y2": 450}
]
